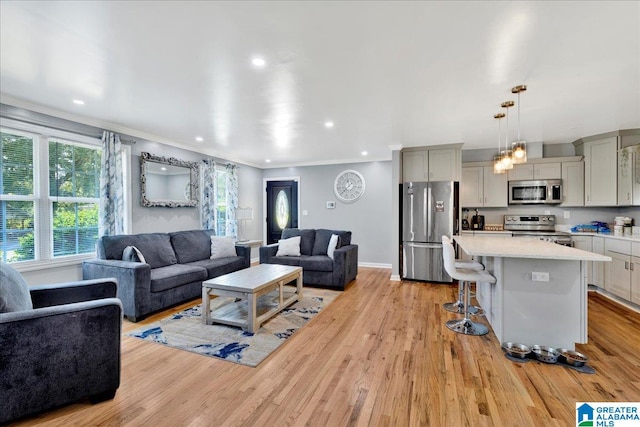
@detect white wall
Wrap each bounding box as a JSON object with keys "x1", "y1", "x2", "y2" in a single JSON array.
[{"x1": 262, "y1": 161, "x2": 392, "y2": 266}]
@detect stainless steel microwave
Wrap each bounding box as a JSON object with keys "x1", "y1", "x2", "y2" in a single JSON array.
[{"x1": 508, "y1": 179, "x2": 562, "y2": 205}]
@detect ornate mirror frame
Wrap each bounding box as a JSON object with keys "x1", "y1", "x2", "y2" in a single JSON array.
[{"x1": 140, "y1": 152, "x2": 199, "y2": 207}]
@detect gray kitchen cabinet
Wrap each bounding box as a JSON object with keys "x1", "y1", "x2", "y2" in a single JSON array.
[
  {"x1": 402, "y1": 150, "x2": 428, "y2": 181},
  {"x1": 460, "y1": 166, "x2": 507, "y2": 208},
  {"x1": 428, "y1": 148, "x2": 460, "y2": 181},
  {"x1": 402, "y1": 146, "x2": 461, "y2": 182},
  {"x1": 507, "y1": 162, "x2": 561, "y2": 181},
  {"x1": 632, "y1": 254, "x2": 640, "y2": 305},
  {"x1": 561, "y1": 161, "x2": 585, "y2": 206},
  {"x1": 572, "y1": 235, "x2": 592, "y2": 284},
  {"x1": 617, "y1": 145, "x2": 640, "y2": 206},
  {"x1": 605, "y1": 239, "x2": 633, "y2": 301},
  {"x1": 576, "y1": 136, "x2": 618, "y2": 206}
]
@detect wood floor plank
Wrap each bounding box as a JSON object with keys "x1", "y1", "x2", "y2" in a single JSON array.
[{"x1": 11, "y1": 267, "x2": 640, "y2": 426}]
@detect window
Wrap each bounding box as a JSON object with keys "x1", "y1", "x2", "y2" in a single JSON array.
[
  {"x1": 1, "y1": 121, "x2": 120, "y2": 265},
  {"x1": 215, "y1": 167, "x2": 227, "y2": 236},
  {"x1": 49, "y1": 140, "x2": 101, "y2": 257},
  {"x1": 0, "y1": 131, "x2": 36, "y2": 262}
]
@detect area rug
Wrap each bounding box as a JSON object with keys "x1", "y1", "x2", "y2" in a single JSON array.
[{"x1": 127, "y1": 287, "x2": 340, "y2": 367}]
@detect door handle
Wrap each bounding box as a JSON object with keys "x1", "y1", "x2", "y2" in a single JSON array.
[
  {"x1": 406, "y1": 243, "x2": 441, "y2": 249},
  {"x1": 625, "y1": 261, "x2": 630, "y2": 270}
]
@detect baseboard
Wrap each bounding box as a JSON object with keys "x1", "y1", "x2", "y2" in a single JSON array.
[
  {"x1": 358, "y1": 262, "x2": 392, "y2": 269},
  {"x1": 590, "y1": 285, "x2": 640, "y2": 314},
  {"x1": 390, "y1": 274, "x2": 401, "y2": 281}
]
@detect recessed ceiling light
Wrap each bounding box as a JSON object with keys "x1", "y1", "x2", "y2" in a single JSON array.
[
  {"x1": 265, "y1": 159, "x2": 271, "y2": 163},
  {"x1": 324, "y1": 121, "x2": 334, "y2": 128},
  {"x1": 73, "y1": 99, "x2": 85, "y2": 105},
  {"x1": 252, "y1": 57, "x2": 266, "y2": 67},
  {"x1": 362, "y1": 151, "x2": 368, "y2": 156},
  {"x1": 195, "y1": 136, "x2": 203, "y2": 142}
]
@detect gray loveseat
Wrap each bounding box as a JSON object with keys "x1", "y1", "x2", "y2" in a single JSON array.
[
  {"x1": 82, "y1": 230, "x2": 250, "y2": 322},
  {"x1": 259, "y1": 228, "x2": 358, "y2": 290}
]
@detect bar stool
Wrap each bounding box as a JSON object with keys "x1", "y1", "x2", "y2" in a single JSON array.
[
  {"x1": 442, "y1": 236, "x2": 484, "y2": 314},
  {"x1": 442, "y1": 237, "x2": 496, "y2": 336}
]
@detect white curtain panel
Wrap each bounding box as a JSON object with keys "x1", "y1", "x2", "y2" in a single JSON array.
[
  {"x1": 201, "y1": 158, "x2": 217, "y2": 231},
  {"x1": 225, "y1": 163, "x2": 238, "y2": 238},
  {"x1": 99, "y1": 131, "x2": 124, "y2": 236}
]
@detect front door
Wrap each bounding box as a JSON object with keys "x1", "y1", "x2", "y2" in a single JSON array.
[{"x1": 266, "y1": 180, "x2": 299, "y2": 244}]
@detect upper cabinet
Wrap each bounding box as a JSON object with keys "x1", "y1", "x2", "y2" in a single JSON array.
[
  {"x1": 402, "y1": 144, "x2": 462, "y2": 182},
  {"x1": 560, "y1": 161, "x2": 585, "y2": 206},
  {"x1": 575, "y1": 136, "x2": 618, "y2": 206},
  {"x1": 460, "y1": 166, "x2": 508, "y2": 208},
  {"x1": 507, "y1": 162, "x2": 561, "y2": 181},
  {"x1": 574, "y1": 131, "x2": 640, "y2": 206},
  {"x1": 617, "y1": 144, "x2": 640, "y2": 206}
]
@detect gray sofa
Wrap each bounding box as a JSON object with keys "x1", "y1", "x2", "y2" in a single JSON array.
[
  {"x1": 259, "y1": 228, "x2": 358, "y2": 290},
  {"x1": 0, "y1": 262, "x2": 121, "y2": 424},
  {"x1": 82, "y1": 230, "x2": 250, "y2": 322}
]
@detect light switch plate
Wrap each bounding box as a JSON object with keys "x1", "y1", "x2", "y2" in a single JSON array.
[{"x1": 532, "y1": 272, "x2": 550, "y2": 282}]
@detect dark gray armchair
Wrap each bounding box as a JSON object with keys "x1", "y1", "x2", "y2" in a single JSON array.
[{"x1": 0, "y1": 262, "x2": 122, "y2": 424}]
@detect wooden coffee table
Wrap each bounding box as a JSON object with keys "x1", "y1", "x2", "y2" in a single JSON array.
[{"x1": 201, "y1": 264, "x2": 303, "y2": 333}]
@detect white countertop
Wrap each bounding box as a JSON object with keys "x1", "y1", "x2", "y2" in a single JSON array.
[
  {"x1": 569, "y1": 232, "x2": 640, "y2": 243},
  {"x1": 454, "y1": 235, "x2": 612, "y2": 261}
]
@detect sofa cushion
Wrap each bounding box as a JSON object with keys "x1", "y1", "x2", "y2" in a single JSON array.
[
  {"x1": 266, "y1": 256, "x2": 303, "y2": 267},
  {"x1": 0, "y1": 261, "x2": 33, "y2": 313},
  {"x1": 150, "y1": 264, "x2": 207, "y2": 293},
  {"x1": 300, "y1": 255, "x2": 334, "y2": 272},
  {"x1": 312, "y1": 229, "x2": 334, "y2": 255},
  {"x1": 276, "y1": 236, "x2": 301, "y2": 256},
  {"x1": 170, "y1": 230, "x2": 214, "y2": 264},
  {"x1": 333, "y1": 230, "x2": 352, "y2": 247},
  {"x1": 187, "y1": 256, "x2": 247, "y2": 278},
  {"x1": 210, "y1": 236, "x2": 237, "y2": 259},
  {"x1": 101, "y1": 233, "x2": 178, "y2": 269},
  {"x1": 281, "y1": 228, "x2": 315, "y2": 255}
]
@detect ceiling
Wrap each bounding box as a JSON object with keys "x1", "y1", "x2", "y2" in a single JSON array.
[{"x1": 1, "y1": 1, "x2": 639, "y2": 168}]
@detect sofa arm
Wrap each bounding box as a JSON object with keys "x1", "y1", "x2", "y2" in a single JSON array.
[
  {"x1": 30, "y1": 278, "x2": 118, "y2": 309},
  {"x1": 0, "y1": 298, "x2": 122, "y2": 424},
  {"x1": 333, "y1": 244, "x2": 358, "y2": 289},
  {"x1": 82, "y1": 259, "x2": 151, "y2": 322},
  {"x1": 235, "y1": 245, "x2": 251, "y2": 268},
  {"x1": 259, "y1": 244, "x2": 279, "y2": 264}
]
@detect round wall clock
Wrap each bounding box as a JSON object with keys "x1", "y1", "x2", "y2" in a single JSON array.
[{"x1": 334, "y1": 170, "x2": 366, "y2": 203}]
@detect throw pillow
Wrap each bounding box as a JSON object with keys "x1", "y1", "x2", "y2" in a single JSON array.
[
  {"x1": 123, "y1": 245, "x2": 146, "y2": 263},
  {"x1": 210, "y1": 236, "x2": 237, "y2": 259},
  {"x1": 327, "y1": 234, "x2": 340, "y2": 260},
  {"x1": 0, "y1": 261, "x2": 33, "y2": 313},
  {"x1": 276, "y1": 236, "x2": 301, "y2": 257}
]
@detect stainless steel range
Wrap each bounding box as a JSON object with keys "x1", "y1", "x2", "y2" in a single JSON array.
[{"x1": 503, "y1": 215, "x2": 573, "y2": 246}]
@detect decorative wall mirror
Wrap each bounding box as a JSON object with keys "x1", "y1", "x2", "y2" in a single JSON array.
[{"x1": 140, "y1": 152, "x2": 199, "y2": 207}]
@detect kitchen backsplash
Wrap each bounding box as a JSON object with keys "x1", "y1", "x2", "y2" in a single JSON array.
[{"x1": 462, "y1": 206, "x2": 639, "y2": 230}]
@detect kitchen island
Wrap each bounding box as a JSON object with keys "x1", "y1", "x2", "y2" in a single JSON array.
[{"x1": 454, "y1": 235, "x2": 611, "y2": 350}]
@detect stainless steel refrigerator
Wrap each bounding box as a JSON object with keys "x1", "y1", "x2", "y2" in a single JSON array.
[{"x1": 402, "y1": 181, "x2": 459, "y2": 282}]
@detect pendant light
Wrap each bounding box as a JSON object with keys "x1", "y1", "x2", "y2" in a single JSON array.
[
  {"x1": 493, "y1": 113, "x2": 506, "y2": 174},
  {"x1": 500, "y1": 100, "x2": 514, "y2": 170},
  {"x1": 511, "y1": 84, "x2": 527, "y2": 164}
]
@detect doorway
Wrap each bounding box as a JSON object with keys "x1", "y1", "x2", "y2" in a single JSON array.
[{"x1": 264, "y1": 178, "x2": 299, "y2": 244}]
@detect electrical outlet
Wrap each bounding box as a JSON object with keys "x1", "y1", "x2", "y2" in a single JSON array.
[
  {"x1": 564, "y1": 210, "x2": 570, "y2": 219},
  {"x1": 532, "y1": 272, "x2": 550, "y2": 282}
]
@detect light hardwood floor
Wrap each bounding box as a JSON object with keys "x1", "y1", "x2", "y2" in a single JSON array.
[{"x1": 14, "y1": 267, "x2": 640, "y2": 426}]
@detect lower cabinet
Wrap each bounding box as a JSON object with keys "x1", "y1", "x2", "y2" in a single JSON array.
[{"x1": 604, "y1": 240, "x2": 639, "y2": 302}]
